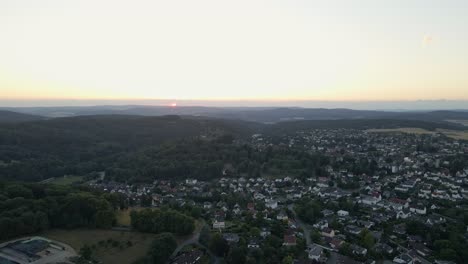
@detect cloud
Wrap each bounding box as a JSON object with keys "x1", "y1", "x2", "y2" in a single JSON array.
[{"x1": 422, "y1": 35, "x2": 433, "y2": 48}]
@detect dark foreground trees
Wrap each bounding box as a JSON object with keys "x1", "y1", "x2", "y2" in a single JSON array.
[
  {"x1": 0, "y1": 183, "x2": 116, "y2": 240},
  {"x1": 130, "y1": 208, "x2": 195, "y2": 235},
  {"x1": 134, "y1": 233, "x2": 177, "y2": 264}
]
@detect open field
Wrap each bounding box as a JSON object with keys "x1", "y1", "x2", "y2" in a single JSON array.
[
  {"x1": 116, "y1": 208, "x2": 147, "y2": 227},
  {"x1": 366, "y1": 127, "x2": 468, "y2": 140},
  {"x1": 446, "y1": 119, "x2": 468, "y2": 126},
  {"x1": 46, "y1": 175, "x2": 84, "y2": 185},
  {"x1": 41, "y1": 229, "x2": 157, "y2": 264}
]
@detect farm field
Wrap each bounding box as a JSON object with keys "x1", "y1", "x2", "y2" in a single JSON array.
[
  {"x1": 446, "y1": 119, "x2": 468, "y2": 126},
  {"x1": 42, "y1": 229, "x2": 157, "y2": 264},
  {"x1": 45, "y1": 175, "x2": 84, "y2": 185},
  {"x1": 367, "y1": 127, "x2": 468, "y2": 140},
  {"x1": 116, "y1": 208, "x2": 146, "y2": 227}
]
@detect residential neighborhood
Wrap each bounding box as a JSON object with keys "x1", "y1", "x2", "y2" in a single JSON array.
[{"x1": 89, "y1": 129, "x2": 468, "y2": 264}]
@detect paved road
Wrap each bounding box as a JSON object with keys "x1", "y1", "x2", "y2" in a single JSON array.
[
  {"x1": 171, "y1": 229, "x2": 201, "y2": 258},
  {"x1": 288, "y1": 204, "x2": 311, "y2": 246},
  {"x1": 170, "y1": 221, "x2": 221, "y2": 264}
]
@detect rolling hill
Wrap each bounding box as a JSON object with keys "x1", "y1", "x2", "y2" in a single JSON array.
[{"x1": 0, "y1": 110, "x2": 45, "y2": 123}]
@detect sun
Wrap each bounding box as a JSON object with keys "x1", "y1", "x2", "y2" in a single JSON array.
[{"x1": 170, "y1": 102, "x2": 177, "y2": 107}]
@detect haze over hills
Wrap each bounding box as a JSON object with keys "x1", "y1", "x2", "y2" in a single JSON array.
[
  {"x1": 0, "y1": 110, "x2": 45, "y2": 123},
  {"x1": 3, "y1": 106, "x2": 468, "y2": 124}
]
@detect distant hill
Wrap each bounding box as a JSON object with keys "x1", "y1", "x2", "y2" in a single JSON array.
[
  {"x1": 6, "y1": 106, "x2": 468, "y2": 123},
  {"x1": 0, "y1": 114, "x2": 465, "y2": 182},
  {"x1": 0, "y1": 110, "x2": 45, "y2": 123},
  {"x1": 0, "y1": 115, "x2": 257, "y2": 153},
  {"x1": 264, "y1": 119, "x2": 466, "y2": 135},
  {"x1": 0, "y1": 115, "x2": 258, "y2": 181}
]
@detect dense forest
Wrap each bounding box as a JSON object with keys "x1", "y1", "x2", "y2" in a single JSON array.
[
  {"x1": 0, "y1": 182, "x2": 115, "y2": 240},
  {"x1": 0, "y1": 114, "x2": 465, "y2": 182},
  {"x1": 0, "y1": 182, "x2": 198, "y2": 243},
  {"x1": 130, "y1": 208, "x2": 195, "y2": 235}
]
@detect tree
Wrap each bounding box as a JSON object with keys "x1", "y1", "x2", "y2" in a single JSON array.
[
  {"x1": 147, "y1": 233, "x2": 177, "y2": 264},
  {"x1": 310, "y1": 230, "x2": 322, "y2": 243},
  {"x1": 140, "y1": 195, "x2": 152, "y2": 207},
  {"x1": 199, "y1": 225, "x2": 211, "y2": 246},
  {"x1": 131, "y1": 208, "x2": 195, "y2": 235},
  {"x1": 209, "y1": 233, "x2": 229, "y2": 257},
  {"x1": 5, "y1": 185, "x2": 33, "y2": 199},
  {"x1": 360, "y1": 229, "x2": 375, "y2": 249},
  {"x1": 226, "y1": 246, "x2": 246, "y2": 264},
  {"x1": 282, "y1": 256, "x2": 293, "y2": 264},
  {"x1": 79, "y1": 244, "x2": 93, "y2": 260},
  {"x1": 96, "y1": 210, "x2": 115, "y2": 228}
]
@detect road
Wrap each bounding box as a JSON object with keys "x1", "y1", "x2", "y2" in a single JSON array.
[
  {"x1": 170, "y1": 221, "x2": 221, "y2": 264},
  {"x1": 288, "y1": 204, "x2": 311, "y2": 246}
]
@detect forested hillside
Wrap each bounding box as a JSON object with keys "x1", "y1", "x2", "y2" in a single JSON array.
[
  {"x1": 0, "y1": 183, "x2": 116, "y2": 240},
  {"x1": 0, "y1": 115, "x2": 256, "y2": 181},
  {"x1": 0, "y1": 110, "x2": 45, "y2": 123},
  {"x1": 0, "y1": 114, "x2": 465, "y2": 182}
]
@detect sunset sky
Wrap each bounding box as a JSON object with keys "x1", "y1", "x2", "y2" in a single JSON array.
[{"x1": 1, "y1": 0, "x2": 468, "y2": 103}]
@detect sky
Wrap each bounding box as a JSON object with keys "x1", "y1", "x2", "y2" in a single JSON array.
[{"x1": 1, "y1": 0, "x2": 468, "y2": 106}]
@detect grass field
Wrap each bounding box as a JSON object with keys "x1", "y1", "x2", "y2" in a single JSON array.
[
  {"x1": 367, "y1": 127, "x2": 468, "y2": 140},
  {"x1": 47, "y1": 175, "x2": 84, "y2": 185},
  {"x1": 446, "y1": 119, "x2": 468, "y2": 126},
  {"x1": 116, "y1": 208, "x2": 147, "y2": 227},
  {"x1": 42, "y1": 229, "x2": 157, "y2": 264}
]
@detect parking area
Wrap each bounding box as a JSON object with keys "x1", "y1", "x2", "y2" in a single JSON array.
[{"x1": 0, "y1": 237, "x2": 76, "y2": 264}]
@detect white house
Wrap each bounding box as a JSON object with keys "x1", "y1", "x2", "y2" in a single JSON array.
[
  {"x1": 266, "y1": 199, "x2": 278, "y2": 209},
  {"x1": 308, "y1": 245, "x2": 323, "y2": 261},
  {"x1": 337, "y1": 210, "x2": 349, "y2": 217}
]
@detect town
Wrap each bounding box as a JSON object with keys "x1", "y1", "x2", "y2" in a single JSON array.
[{"x1": 89, "y1": 129, "x2": 468, "y2": 264}]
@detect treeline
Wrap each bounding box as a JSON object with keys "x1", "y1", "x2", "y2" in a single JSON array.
[
  {"x1": 107, "y1": 139, "x2": 330, "y2": 182},
  {"x1": 266, "y1": 119, "x2": 466, "y2": 135},
  {"x1": 134, "y1": 233, "x2": 177, "y2": 264},
  {"x1": 0, "y1": 182, "x2": 116, "y2": 240},
  {"x1": 0, "y1": 115, "x2": 253, "y2": 181},
  {"x1": 130, "y1": 208, "x2": 195, "y2": 235}
]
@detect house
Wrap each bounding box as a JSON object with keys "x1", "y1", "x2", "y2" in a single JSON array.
[
  {"x1": 203, "y1": 202, "x2": 212, "y2": 209},
  {"x1": 375, "y1": 243, "x2": 393, "y2": 255},
  {"x1": 260, "y1": 228, "x2": 271, "y2": 238},
  {"x1": 223, "y1": 233, "x2": 239, "y2": 244},
  {"x1": 351, "y1": 244, "x2": 367, "y2": 255},
  {"x1": 313, "y1": 220, "x2": 328, "y2": 229},
  {"x1": 266, "y1": 199, "x2": 278, "y2": 209},
  {"x1": 321, "y1": 209, "x2": 334, "y2": 217},
  {"x1": 336, "y1": 254, "x2": 362, "y2": 264},
  {"x1": 396, "y1": 210, "x2": 411, "y2": 219},
  {"x1": 337, "y1": 210, "x2": 349, "y2": 217},
  {"x1": 345, "y1": 225, "x2": 363, "y2": 235},
  {"x1": 426, "y1": 214, "x2": 446, "y2": 226},
  {"x1": 151, "y1": 195, "x2": 161, "y2": 207},
  {"x1": 277, "y1": 211, "x2": 288, "y2": 221},
  {"x1": 170, "y1": 249, "x2": 203, "y2": 264},
  {"x1": 389, "y1": 198, "x2": 408, "y2": 211},
  {"x1": 185, "y1": 179, "x2": 198, "y2": 185},
  {"x1": 357, "y1": 220, "x2": 374, "y2": 229},
  {"x1": 409, "y1": 204, "x2": 426, "y2": 215},
  {"x1": 213, "y1": 217, "x2": 225, "y2": 229},
  {"x1": 393, "y1": 223, "x2": 406, "y2": 235},
  {"x1": 361, "y1": 193, "x2": 381, "y2": 205},
  {"x1": 317, "y1": 177, "x2": 329, "y2": 188},
  {"x1": 247, "y1": 239, "x2": 260, "y2": 249},
  {"x1": 283, "y1": 235, "x2": 297, "y2": 246},
  {"x1": 321, "y1": 227, "x2": 335, "y2": 238},
  {"x1": 328, "y1": 237, "x2": 344, "y2": 249},
  {"x1": 411, "y1": 243, "x2": 432, "y2": 258},
  {"x1": 393, "y1": 254, "x2": 413, "y2": 264},
  {"x1": 307, "y1": 244, "x2": 323, "y2": 261}
]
